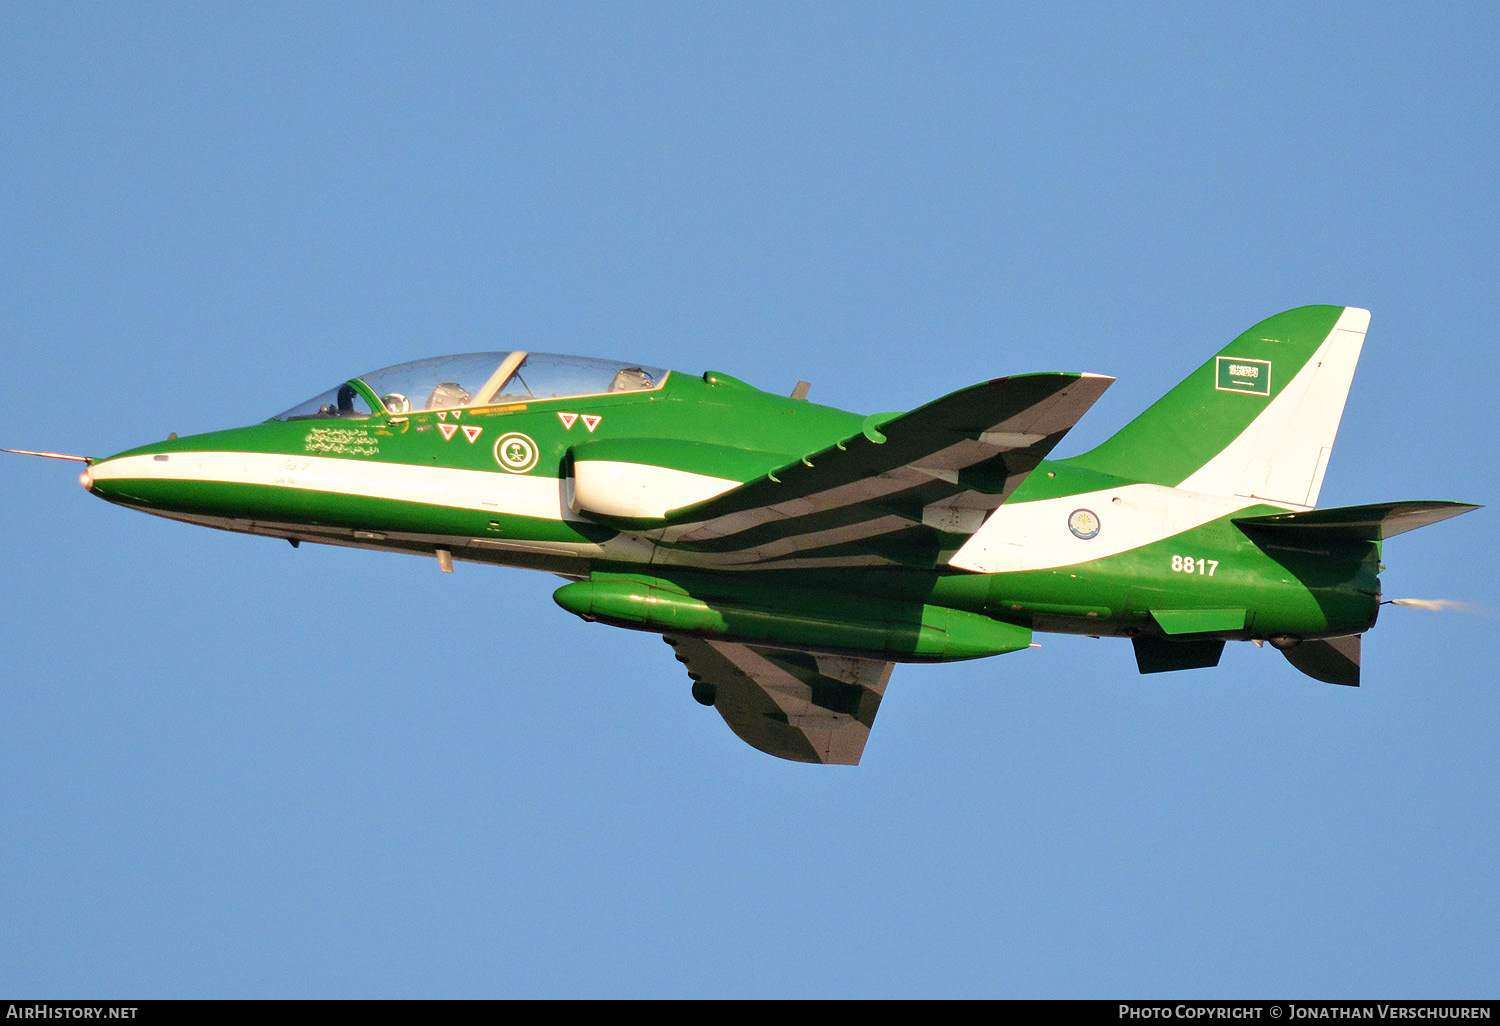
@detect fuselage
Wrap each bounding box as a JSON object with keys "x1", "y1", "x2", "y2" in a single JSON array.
[
  {"x1": 48, "y1": 306, "x2": 1479, "y2": 761},
  {"x1": 81, "y1": 357, "x2": 1380, "y2": 659}
]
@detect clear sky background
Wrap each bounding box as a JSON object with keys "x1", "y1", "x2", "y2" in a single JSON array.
[{"x1": 2, "y1": 3, "x2": 1496, "y2": 998}]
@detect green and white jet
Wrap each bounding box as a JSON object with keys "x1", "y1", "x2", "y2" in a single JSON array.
[{"x1": 9, "y1": 306, "x2": 1479, "y2": 764}]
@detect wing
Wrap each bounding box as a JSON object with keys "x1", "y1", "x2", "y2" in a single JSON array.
[
  {"x1": 664, "y1": 636, "x2": 894, "y2": 765},
  {"x1": 654, "y1": 372, "x2": 1112, "y2": 570}
]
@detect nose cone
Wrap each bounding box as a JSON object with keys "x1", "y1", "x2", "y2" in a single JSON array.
[
  {"x1": 80, "y1": 423, "x2": 290, "y2": 520},
  {"x1": 83, "y1": 444, "x2": 176, "y2": 507}
]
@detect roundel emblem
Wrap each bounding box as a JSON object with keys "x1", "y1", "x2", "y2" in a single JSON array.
[
  {"x1": 494, "y1": 432, "x2": 539, "y2": 474},
  {"x1": 1068, "y1": 508, "x2": 1101, "y2": 540}
]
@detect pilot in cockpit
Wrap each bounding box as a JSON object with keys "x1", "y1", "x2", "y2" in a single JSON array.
[{"x1": 427, "y1": 382, "x2": 472, "y2": 409}]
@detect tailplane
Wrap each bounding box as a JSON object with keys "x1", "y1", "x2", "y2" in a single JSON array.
[
  {"x1": 1243, "y1": 501, "x2": 1480, "y2": 687},
  {"x1": 1282, "y1": 635, "x2": 1362, "y2": 687},
  {"x1": 1233, "y1": 501, "x2": 1480, "y2": 542},
  {"x1": 1066, "y1": 305, "x2": 1368, "y2": 507}
]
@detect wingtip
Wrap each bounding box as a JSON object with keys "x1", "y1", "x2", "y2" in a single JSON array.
[{"x1": 984, "y1": 371, "x2": 1116, "y2": 387}]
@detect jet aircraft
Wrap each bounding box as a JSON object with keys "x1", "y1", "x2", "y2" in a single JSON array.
[{"x1": 9, "y1": 306, "x2": 1478, "y2": 764}]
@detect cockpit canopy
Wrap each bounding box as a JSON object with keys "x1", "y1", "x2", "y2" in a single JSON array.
[{"x1": 273, "y1": 352, "x2": 667, "y2": 421}]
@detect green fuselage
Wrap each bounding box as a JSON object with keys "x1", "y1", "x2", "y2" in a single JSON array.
[
  {"x1": 56, "y1": 305, "x2": 1476, "y2": 761},
  {"x1": 82, "y1": 365, "x2": 1380, "y2": 661}
]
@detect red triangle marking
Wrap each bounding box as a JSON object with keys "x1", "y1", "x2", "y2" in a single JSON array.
[
  {"x1": 437, "y1": 422, "x2": 459, "y2": 441},
  {"x1": 582, "y1": 414, "x2": 602, "y2": 433},
  {"x1": 558, "y1": 412, "x2": 578, "y2": 429},
  {"x1": 462, "y1": 425, "x2": 482, "y2": 443},
  {"x1": 452, "y1": 410, "x2": 462, "y2": 419}
]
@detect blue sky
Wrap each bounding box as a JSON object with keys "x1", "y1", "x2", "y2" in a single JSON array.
[{"x1": 2, "y1": 3, "x2": 1496, "y2": 998}]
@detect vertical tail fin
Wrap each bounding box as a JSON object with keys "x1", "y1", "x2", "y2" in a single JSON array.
[{"x1": 1066, "y1": 305, "x2": 1368, "y2": 508}]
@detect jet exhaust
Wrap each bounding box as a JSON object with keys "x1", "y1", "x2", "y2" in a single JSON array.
[{"x1": 1387, "y1": 598, "x2": 1497, "y2": 618}]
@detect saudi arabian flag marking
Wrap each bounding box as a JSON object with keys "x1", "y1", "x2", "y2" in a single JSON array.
[{"x1": 1216, "y1": 356, "x2": 1272, "y2": 395}]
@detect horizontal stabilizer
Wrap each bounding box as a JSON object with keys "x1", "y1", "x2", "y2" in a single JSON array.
[
  {"x1": 1282, "y1": 635, "x2": 1361, "y2": 687},
  {"x1": 1234, "y1": 501, "x2": 1480, "y2": 542}
]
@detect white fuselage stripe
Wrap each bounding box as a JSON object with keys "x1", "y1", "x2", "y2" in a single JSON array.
[
  {"x1": 949, "y1": 482, "x2": 1290, "y2": 574},
  {"x1": 90, "y1": 451, "x2": 578, "y2": 521}
]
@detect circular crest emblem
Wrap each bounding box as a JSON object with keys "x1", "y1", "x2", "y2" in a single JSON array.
[
  {"x1": 1068, "y1": 508, "x2": 1101, "y2": 540},
  {"x1": 494, "y1": 432, "x2": 539, "y2": 474}
]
